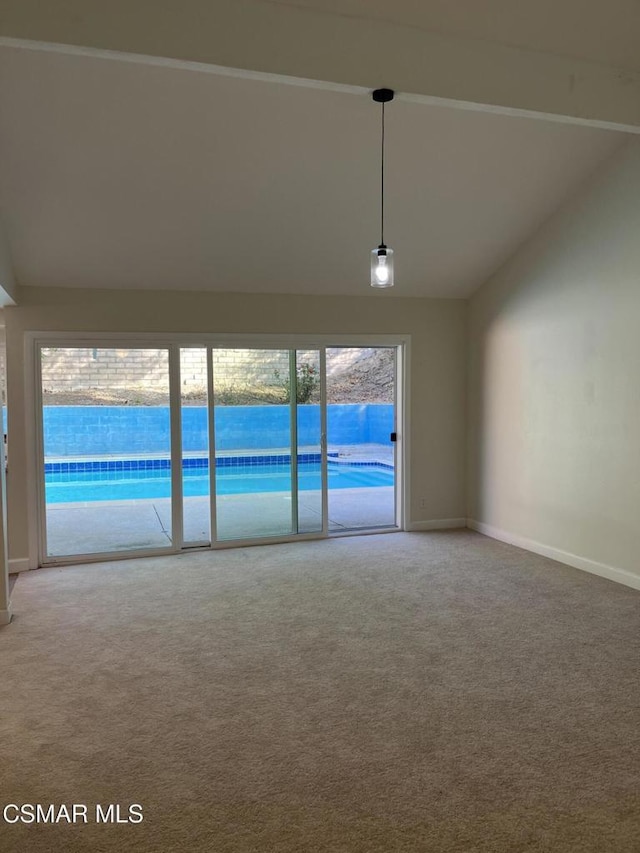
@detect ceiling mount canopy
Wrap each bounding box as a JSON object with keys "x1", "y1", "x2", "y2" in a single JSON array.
[
  {"x1": 370, "y1": 88, "x2": 395, "y2": 289},
  {"x1": 372, "y1": 88, "x2": 395, "y2": 104}
]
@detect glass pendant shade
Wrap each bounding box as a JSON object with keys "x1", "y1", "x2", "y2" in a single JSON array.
[{"x1": 370, "y1": 245, "x2": 394, "y2": 288}]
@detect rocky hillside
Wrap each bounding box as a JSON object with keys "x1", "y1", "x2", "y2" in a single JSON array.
[{"x1": 326, "y1": 347, "x2": 394, "y2": 403}]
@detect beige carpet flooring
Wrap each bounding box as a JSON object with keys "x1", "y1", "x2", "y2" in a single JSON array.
[{"x1": 1, "y1": 530, "x2": 639, "y2": 852}]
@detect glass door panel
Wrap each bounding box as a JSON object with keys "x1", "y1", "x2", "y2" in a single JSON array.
[
  {"x1": 180, "y1": 347, "x2": 210, "y2": 545},
  {"x1": 325, "y1": 347, "x2": 397, "y2": 530},
  {"x1": 212, "y1": 348, "x2": 294, "y2": 541},
  {"x1": 295, "y1": 349, "x2": 323, "y2": 534},
  {"x1": 41, "y1": 347, "x2": 173, "y2": 557}
]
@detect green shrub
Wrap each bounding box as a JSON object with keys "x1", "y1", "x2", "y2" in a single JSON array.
[{"x1": 274, "y1": 362, "x2": 319, "y2": 404}]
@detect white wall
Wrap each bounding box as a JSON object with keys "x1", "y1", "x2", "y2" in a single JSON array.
[
  {"x1": 5, "y1": 287, "x2": 467, "y2": 568},
  {"x1": 468, "y1": 138, "x2": 640, "y2": 589},
  {"x1": 0, "y1": 216, "x2": 17, "y2": 306}
]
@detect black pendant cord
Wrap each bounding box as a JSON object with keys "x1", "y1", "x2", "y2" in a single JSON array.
[
  {"x1": 371, "y1": 88, "x2": 394, "y2": 251},
  {"x1": 380, "y1": 100, "x2": 385, "y2": 248}
]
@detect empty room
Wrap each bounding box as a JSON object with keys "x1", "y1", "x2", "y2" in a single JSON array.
[{"x1": 1, "y1": 2, "x2": 639, "y2": 851}]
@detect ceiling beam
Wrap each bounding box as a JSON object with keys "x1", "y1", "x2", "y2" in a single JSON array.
[{"x1": 1, "y1": 0, "x2": 640, "y2": 132}]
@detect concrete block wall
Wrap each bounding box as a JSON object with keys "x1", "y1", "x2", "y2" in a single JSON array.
[
  {"x1": 40, "y1": 347, "x2": 330, "y2": 393},
  {"x1": 41, "y1": 348, "x2": 171, "y2": 392}
]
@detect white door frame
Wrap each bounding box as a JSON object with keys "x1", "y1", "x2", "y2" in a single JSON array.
[{"x1": 27, "y1": 331, "x2": 409, "y2": 566}]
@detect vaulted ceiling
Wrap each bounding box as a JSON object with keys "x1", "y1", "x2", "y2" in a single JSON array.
[{"x1": 0, "y1": 2, "x2": 635, "y2": 299}]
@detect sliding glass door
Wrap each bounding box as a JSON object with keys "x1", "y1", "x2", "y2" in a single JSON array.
[
  {"x1": 212, "y1": 348, "x2": 295, "y2": 541},
  {"x1": 211, "y1": 348, "x2": 326, "y2": 543},
  {"x1": 325, "y1": 347, "x2": 397, "y2": 530},
  {"x1": 295, "y1": 349, "x2": 324, "y2": 535},
  {"x1": 180, "y1": 347, "x2": 211, "y2": 546},
  {"x1": 40, "y1": 346, "x2": 173, "y2": 558},
  {"x1": 37, "y1": 340, "x2": 400, "y2": 561}
]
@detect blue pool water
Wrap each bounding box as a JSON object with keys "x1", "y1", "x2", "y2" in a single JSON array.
[{"x1": 45, "y1": 461, "x2": 393, "y2": 504}]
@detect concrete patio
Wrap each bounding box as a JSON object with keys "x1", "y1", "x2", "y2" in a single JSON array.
[{"x1": 45, "y1": 487, "x2": 396, "y2": 556}]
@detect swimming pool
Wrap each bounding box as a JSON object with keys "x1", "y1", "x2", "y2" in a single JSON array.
[{"x1": 45, "y1": 459, "x2": 394, "y2": 503}]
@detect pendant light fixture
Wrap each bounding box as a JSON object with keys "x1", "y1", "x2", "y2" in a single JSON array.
[{"x1": 371, "y1": 88, "x2": 395, "y2": 288}]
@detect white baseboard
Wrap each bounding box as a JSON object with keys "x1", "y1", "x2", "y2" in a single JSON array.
[
  {"x1": 467, "y1": 519, "x2": 640, "y2": 592},
  {"x1": 8, "y1": 558, "x2": 30, "y2": 574},
  {"x1": 408, "y1": 518, "x2": 467, "y2": 532},
  {"x1": 0, "y1": 604, "x2": 12, "y2": 625}
]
